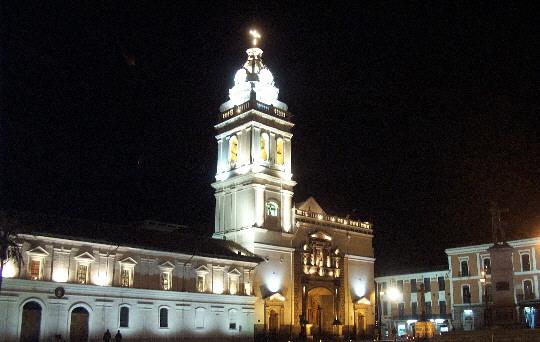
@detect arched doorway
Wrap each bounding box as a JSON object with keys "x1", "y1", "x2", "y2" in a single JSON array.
[
  {"x1": 355, "y1": 311, "x2": 366, "y2": 337},
  {"x1": 307, "y1": 287, "x2": 334, "y2": 336},
  {"x1": 20, "y1": 301, "x2": 42, "y2": 342},
  {"x1": 70, "y1": 307, "x2": 89, "y2": 341},
  {"x1": 269, "y1": 310, "x2": 279, "y2": 338}
]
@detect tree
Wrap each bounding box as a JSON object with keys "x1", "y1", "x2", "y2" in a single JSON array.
[{"x1": 0, "y1": 211, "x2": 23, "y2": 294}]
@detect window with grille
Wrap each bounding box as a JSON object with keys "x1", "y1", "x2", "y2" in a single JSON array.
[
  {"x1": 197, "y1": 275, "x2": 205, "y2": 292},
  {"x1": 161, "y1": 272, "x2": 171, "y2": 290},
  {"x1": 29, "y1": 260, "x2": 41, "y2": 280},
  {"x1": 266, "y1": 202, "x2": 279, "y2": 217},
  {"x1": 121, "y1": 268, "x2": 131, "y2": 287},
  {"x1": 77, "y1": 264, "x2": 88, "y2": 284}
]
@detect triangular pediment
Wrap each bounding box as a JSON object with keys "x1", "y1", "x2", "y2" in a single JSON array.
[
  {"x1": 297, "y1": 196, "x2": 326, "y2": 214},
  {"x1": 27, "y1": 246, "x2": 49, "y2": 256},
  {"x1": 357, "y1": 296, "x2": 371, "y2": 305},
  {"x1": 159, "y1": 261, "x2": 175, "y2": 269},
  {"x1": 75, "y1": 252, "x2": 96, "y2": 262},
  {"x1": 195, "y1": 265, "x2": 210, "y2": 274},
  {"x1": 119, "y1": 256, "x2": 137, "y2": 265},
  {"x1": 228, "y1": 268, "x2": 241, "y2": 276}
]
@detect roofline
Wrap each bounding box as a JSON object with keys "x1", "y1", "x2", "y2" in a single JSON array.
[
  {"x1": 19, "y1": 232, "x2": 262, "y2": 264},
  {"x1": 375, "y1": 268, "x2": 450, "y2": 281},
  {"x1": 445, "y1": 237, "x2": 540, "y2": 255}
]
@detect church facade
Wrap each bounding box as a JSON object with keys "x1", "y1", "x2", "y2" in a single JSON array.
[
  {"x1": 212, "y1": 41, "x2": 376, "y2": 339},
  {"x1": 0, "y1": 35, "x2": 375, "y2": 341}
]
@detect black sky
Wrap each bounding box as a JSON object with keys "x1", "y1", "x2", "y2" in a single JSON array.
[{"x1": 2, "y1": 2, "x2": 539, "y2": 274}]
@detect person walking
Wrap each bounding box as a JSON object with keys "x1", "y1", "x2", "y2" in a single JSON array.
[
  {"x1": 115, "y1": 330, "x2": 122, "y2": 341},
  {"x1": 103, "y1": 329, "x2": 111, "y2": 342}
]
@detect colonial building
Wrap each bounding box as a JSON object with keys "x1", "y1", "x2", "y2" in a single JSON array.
[
  {"x1": 212, "y1": 37, "x2": 375, "y2": 339},
  {"x1": 446, "y1": 237, "x2": 540, "y2": 330},
  {"x1": 0, "y1": 217, "x2": 260, "y2": 341},
  {"x1": 0, "y1": 33, "x2": 376, "y2": 341},
  {"x1": 375, "y1": 268, "x2": 451, "y2": 337}
]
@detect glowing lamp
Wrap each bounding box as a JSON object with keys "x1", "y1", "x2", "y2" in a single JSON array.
[
  {"x1": 52, "y1": 268, "x2": 68, "y2": 283},
  {"x1": 1, "y1": 260, "x2": 17, "y2": 278}
]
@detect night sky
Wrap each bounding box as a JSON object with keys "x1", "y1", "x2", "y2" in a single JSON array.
[{"x1": 3, "y1": 2, "x2": 539, "y2": 274}]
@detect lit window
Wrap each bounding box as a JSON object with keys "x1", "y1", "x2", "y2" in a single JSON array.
[
  {"x1": 119, "y1": 306, "x2": 129, "y2": 328},
  {"x1": 522, "y1": 253, "x2": 531, "y2": 272},
  {"x1": 159, "y1": 271, "x2": 170, "y2": 290},
  {"x1": 266, "y1": 201, "x2": 279, "y2": 217},
  {"x1": 260, "y1": 133, "x2": 269, "y2": 161},
  {"x1": 121, "y1": 268, "x2": 132, "y2": 287},
  {"x1": 275, "y1": 138, "x2": 284, "y2": 165},
  {"x1": 197, "y1": 275, "x2": 206, "y2": 292},
  {"x1": 29, "y1": 260, "x2": 41, "y2": 280},
  {"x1": 229, "y1": 276, "x2": 239, "y2": 295},
  {"x1": 229, "y1": 135, "x2": 238, "y2": 166},
  {"x1": 159, "y1": 308, "x2": 169, "y2": 328},
  {"x1": 77, "y1": 264, "x2": 88, "y2": 284}
]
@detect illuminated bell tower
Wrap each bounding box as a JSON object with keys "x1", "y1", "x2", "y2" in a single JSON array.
[{"x1": 212, "y1": 31, "x2": 295, "y2": 252}]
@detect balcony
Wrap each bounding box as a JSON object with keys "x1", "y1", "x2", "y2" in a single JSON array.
[
  {"x1": 219, "y1": 98, "x2": 291, "y2": 122},
  {"x1": 295, "y1": 209, "x2": 373, "y2": 234}
]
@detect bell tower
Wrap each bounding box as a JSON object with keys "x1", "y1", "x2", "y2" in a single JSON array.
[{"x1": 212, "y1": 30, "x2": 295, "y2": 251}]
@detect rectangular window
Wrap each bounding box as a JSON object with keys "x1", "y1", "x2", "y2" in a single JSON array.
[
  {"x1": 161, "y1": 272, "x2": 171, "y2": 290},
  {"x1": 229, "y1": 277, "x2": 238, "y2": 295},
  {"x1": 411, "y1": 302, "x2": 418, "y2": 317},
  {"x1": 77, "y1": 264, "x2": 88, "y2": 284},
  {"x1": 411, "y1": 279, "x2": 417, "y2": 293},
  {"x1": 424, "y1": 278, "x2": 431, "y2": 292},
  {"x1": 121, "y1": 268, "x2": 131, "y2": 287},
  {"x1": 382, "y1": 301, "x2": 388, "y2": 316},
  {"x1": 460, "y1": 260, "x2": 469, "y2": 277},
  {"x1": 439, "y1": 301, "x2": 446, "y2": 316},
  {"x1": 438, "y1": 276, "x2": 445, "y2": 291},
  {"x1": 483, "y1": 258, "x2": 491, "y2": 275},
  {"x1": 524, "y1": 280, "x2": 534, "y2": 300},
  {"x1": 522, "y1": 254, "x2": 531, "y2": 272},
  {"x1": 120, "y1": 307, "x2": 129, "y2": 328},
  {"x1": 462, "y1": 285, "x2": 471, "y2": 304},
  {"x1": 425, "y1": 301, "x2": 432, "y2": 316},
  {"x1": 398, "y1": 303, "x2": 405, "y2": 319},
  {"x1": 29, "y1": 260, "x2": 41, "y2": 280},
  {"x1": 197, "y1": 275, "x2": 205, "y2": 292},
  {"x1": 397, "y1": 280, "x2": 404, "y2": 292}
]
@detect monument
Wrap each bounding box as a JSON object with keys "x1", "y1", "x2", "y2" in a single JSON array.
[
  {"x1": 487, "y1": 203, "x2": 516, "y2": 326},
  {"x1": 415, "y1": 283, "x2": 435, "y2": 340}
]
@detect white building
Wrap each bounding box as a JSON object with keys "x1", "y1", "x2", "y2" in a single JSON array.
[{"x1": 0, "y1": 32, "x2": 376, "y2": 341}]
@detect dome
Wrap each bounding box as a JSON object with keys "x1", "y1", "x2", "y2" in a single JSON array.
[{"x1": 220, "y1": 47, "x2": 288, "y2": 112}]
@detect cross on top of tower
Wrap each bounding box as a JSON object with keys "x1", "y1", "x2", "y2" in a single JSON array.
[{"x1": 249, "y1": 29, "x2": 261, "y2": 46}]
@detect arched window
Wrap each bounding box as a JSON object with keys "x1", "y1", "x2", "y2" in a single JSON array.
[
  {"x1": 159, "y1": 307, "x2": 169, "y2": 328},
  {"x1": 228, "y1": 309, "x2": 237, "y2": 330},
  {"x1": 266, "y1": 201, "x2": 279, "y2": 217},
  {"x1": 260, "y1": 133, "x2": 269, "y2": 161},
  {"x1": 119, "y1": 306, "x2": 129, "y2": 328},
  {"x1": 275, "y1": 138, "x2": 284, "y2": 165},
  {"x1": 229, "y1": 135, "x2": 238, "y2": 166}
]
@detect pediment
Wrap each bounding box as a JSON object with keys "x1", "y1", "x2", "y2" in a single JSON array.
[
  {"x1": 357, "y1": 296, "x2": 371, "y2": 305},
  {"x1": 74, "y1": 252, "x2": 96, "y2": 262},
  {"x1": 268, "y1": 292, "x2": 286, "y2": 301},
  {"x1": 27, "y1": 246, "x2": 49, "y2": 257},
  {"x1": 159, "y1": 261, "x2": 175, "y2": 269},
  {"x1": 310, "y1": 231, "x2": 332, "y2": 241},
  {"x1": 119, "y1": 257, "x2": 137, "y2": 265},
  {"x1": 228, "y1": 268, "x2": 241, "y2": 276},
  {"x1": 195, "y1": 265, "x2": 210, "y2": 274},
  {"x1": 297, "y1": 196, "x2": 326, "y2": 214}
]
